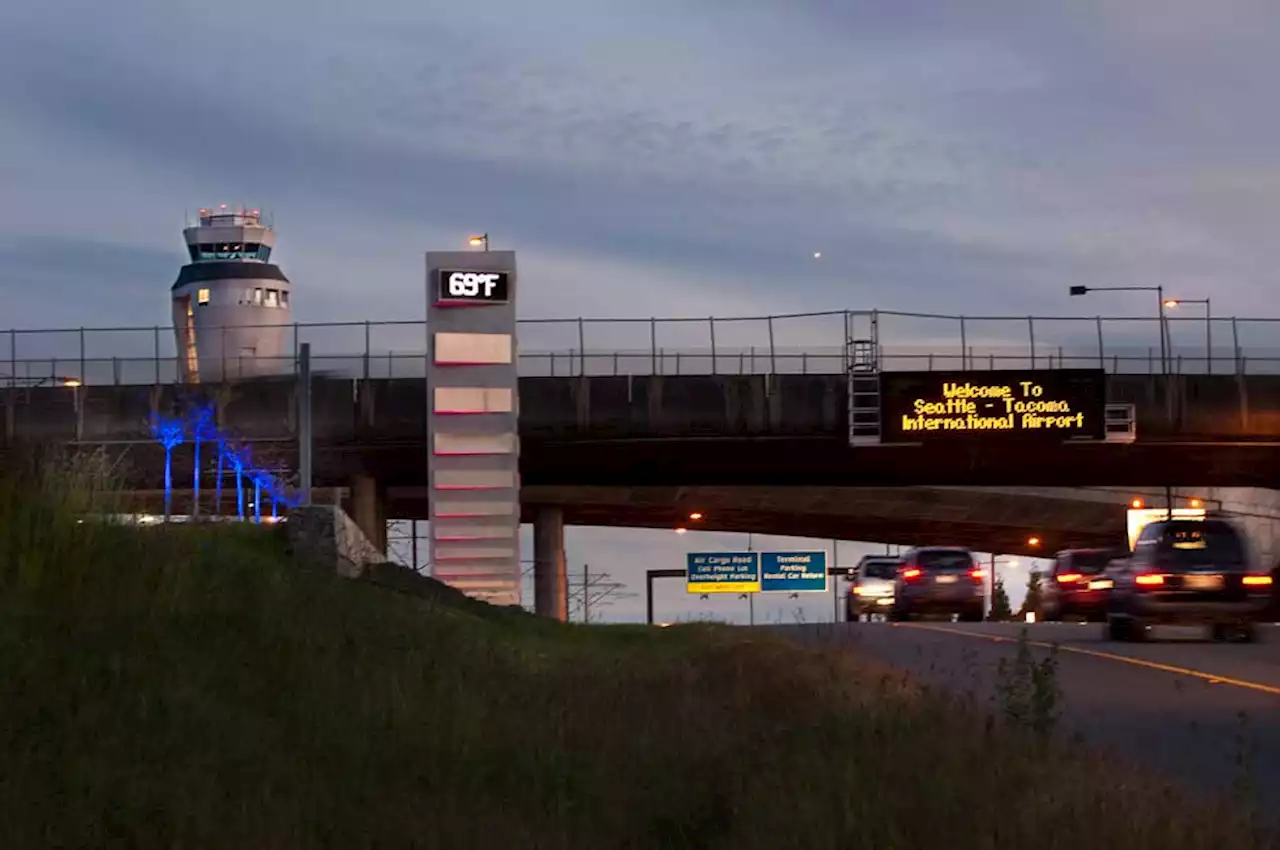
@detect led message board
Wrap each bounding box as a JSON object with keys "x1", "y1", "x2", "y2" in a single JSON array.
[{"x1": 880, "y1": 370, "x2": 1106, "y2": 443}]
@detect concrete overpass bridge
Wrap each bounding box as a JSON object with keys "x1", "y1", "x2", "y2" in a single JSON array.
[{"x1": 4, "y1": 309, "x2": 1280, "y2": 568}]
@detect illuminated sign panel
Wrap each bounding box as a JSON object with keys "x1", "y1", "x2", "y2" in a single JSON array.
[
  {"x1": 760, "y1": 551, "x2": 828, "y2": 593},
  {"x1": 435, "y1": 270, "x2": 511, "y2": 305},
  {"x1": 880, "y1": 370, "x2": 1106, "y2": 442},
  {"x1": 686, "y1": 552, "x2": 761, "y2": 594}
]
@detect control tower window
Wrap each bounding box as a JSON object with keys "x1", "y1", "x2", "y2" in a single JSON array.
[
  {"x1": 264, "y1": 289, "x2": 278, "y2": 307},
  {"x1": 252, "y1": 288, "x2": 263, "y2": 305},
  {"x1": 187, "y1": 244, "x2": 200, "y2": 262},
  {"x1": 197, "y1": 288, "x2": 210, "y2": 305},
  {"x1": 279, "y1": 290, "x2": 289, "y2": 308}
]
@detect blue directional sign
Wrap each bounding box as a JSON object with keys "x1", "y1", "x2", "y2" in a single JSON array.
[
  {"x1": 760, "y1": 551, "x2": 829, "y2": 593},
  {"x1": 686, "y1": 552, "x2": 761, "y2": 594}
]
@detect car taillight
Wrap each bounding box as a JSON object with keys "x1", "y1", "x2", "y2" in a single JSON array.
[
  {"x1": 1134, "y1": 573, "x2": 1166, "y2": 587},
  {"x1": 1242, "y1": 575, "x2": 1273, "y2": 587},
  {"x1": 970, "y1": 568, "x2": 987, "y2": 580},
  {"x1": 1056, "y1": 573, "x2": 1083, "y2": 584},
  {"x1": 902, "y1": 567, "x2": 922, "y2": 581}
]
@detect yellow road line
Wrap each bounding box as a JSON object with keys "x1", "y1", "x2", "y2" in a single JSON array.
[{"x1": 898, "y1": 622, "x2": 1280, "y2": 697}]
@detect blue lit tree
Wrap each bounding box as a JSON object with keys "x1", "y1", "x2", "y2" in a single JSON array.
[
  {"x1": 250, "y1": 467, "x2": 270, "y2": 523},
  {"x1": 225, "y1": 442, "x2": 250, "y2": 520},
  {"x1": 146, "y1": 399, "x2": 300, "y2": 524},
  {"x1": 187, "y1": 403, "x2": 217, "y2": 519},
  {"x1": 213, "y1": 429, "x2": 228, "y2": 517},
  {"x1": 150, "y1": 412, "x2": 186, "y2": 522}
]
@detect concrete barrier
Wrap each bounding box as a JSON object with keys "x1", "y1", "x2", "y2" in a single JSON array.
[{"x1": 283, "y1": 506, "x2": 384, "y2": 579}]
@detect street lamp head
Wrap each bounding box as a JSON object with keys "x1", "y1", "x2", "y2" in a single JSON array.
[
  {"x1": 1068, "y1": 285, "x2": 1089, "y2": 296},
  {"x1": 1027, "y1": 536, "x2": 1042, "y2": 547},
  {"x1": 1163, "y1": 299, "x2": 1179, "y2": 309},
  {"x1": 467, "y1": 233, "x2": 489, "y2": 250}
]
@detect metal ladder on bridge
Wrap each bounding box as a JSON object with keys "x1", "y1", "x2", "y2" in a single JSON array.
[{"x1": 846, "y1": 311, "x2": 882, "y2": 446}]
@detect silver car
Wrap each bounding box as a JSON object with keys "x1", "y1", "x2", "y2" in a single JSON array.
[{"x1": 847, "y1": 555, "x2": 902, "y2": 621}]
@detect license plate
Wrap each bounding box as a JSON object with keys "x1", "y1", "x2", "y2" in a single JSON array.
[
  {"x1": 1184, "y1": 574, "x2": 1223, "y2": 590},
  {"x1": 1088, "y1": 579, "x2": 1113, "y2": 590},
  {"x1": 935, "y1": 575, "x2": 957, "y2": 585}
]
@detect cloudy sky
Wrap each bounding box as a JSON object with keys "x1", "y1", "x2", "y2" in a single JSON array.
[{"x1": 4, "y1": 1, "x2": 1278, "y2": 619}]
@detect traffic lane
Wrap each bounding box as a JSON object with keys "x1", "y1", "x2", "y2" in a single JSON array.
[
  {"x1": 947, "y1": 621, "x2": 1280, "y2": 691},
  {"x1": 784, "y1": 622, "x2": 1280, "y2": 813}
]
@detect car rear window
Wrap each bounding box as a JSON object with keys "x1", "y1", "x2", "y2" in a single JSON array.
[
  {"x1": 1065, "y1": 551, "x2": 1113, "y2": 574},
  {"x1": 861, "y1": 560, "x2": 899, "y2": 580},
  {"x1": 1155, "y1": 521, "x2": 1246, "y2": 567},
  {"x1": 917, "y1": 550, "x2": 973, "y2": 572}
]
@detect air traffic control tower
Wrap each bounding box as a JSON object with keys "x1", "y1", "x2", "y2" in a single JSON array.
[{"x1": 171, "y1": 205, "x2": 292, "y2": 383}]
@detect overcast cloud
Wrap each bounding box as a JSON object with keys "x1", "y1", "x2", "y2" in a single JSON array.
[{"x1": 3, "y1": 1, "x2": 1277, "y2": 619}]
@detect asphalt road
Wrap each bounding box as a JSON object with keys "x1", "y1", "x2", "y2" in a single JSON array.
[{"x1": 784, "y1": 621, "x2": 1280, "y2": 814}]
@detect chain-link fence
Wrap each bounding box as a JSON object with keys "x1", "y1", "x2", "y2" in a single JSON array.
[{"x1": 3, "y1": 311, "x2": 1279, "y2": 386}]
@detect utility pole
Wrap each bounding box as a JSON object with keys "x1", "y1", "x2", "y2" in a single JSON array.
[{"x1": 568, "y1": 565, "x2": 635, "y2": 623}]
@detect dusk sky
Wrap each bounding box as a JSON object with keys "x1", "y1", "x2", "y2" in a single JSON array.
[{"x1": 4, "y1": 1, "x2": 1278, "y2": 620}]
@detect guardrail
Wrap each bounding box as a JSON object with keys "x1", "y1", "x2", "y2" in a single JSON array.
[{"x1": 4, "y1": 310, "x2": 1280, "y2": 385}]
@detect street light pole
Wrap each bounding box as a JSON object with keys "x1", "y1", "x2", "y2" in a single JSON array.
[{"x1": 1068, "y1": 285, "x2": 1170, "y2": 375}]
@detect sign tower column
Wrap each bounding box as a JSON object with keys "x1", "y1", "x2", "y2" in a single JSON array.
[{"x1": 425, "y1": 251, "x2": 522, "y2": 606}]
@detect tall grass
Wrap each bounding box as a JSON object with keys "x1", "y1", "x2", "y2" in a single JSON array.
[{"x1": 0, "y1": 458, "x2": 1273, "y2": 848}]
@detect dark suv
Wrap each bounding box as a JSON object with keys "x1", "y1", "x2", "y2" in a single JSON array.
[
  {"x1": 1103, "y1": 518, "x2": 1272, "y2": 642},
  {"x1": 1042, "y1": 548, "x2": 1118, "y2": 622},
  {"x1": 889, "y1": 547, "x2": 985, "y2": 622}
]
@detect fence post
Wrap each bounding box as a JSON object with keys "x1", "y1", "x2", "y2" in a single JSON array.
[
  {"x1": 9, "y1": 328, "x2": 16, "y2": 389},
  {"x1": 1027, "y1": 317, "x2": 1036, "y2": 369},
  {"x1": 1096, "y1": 317, "x2": 1105, "y2": 368},
  {"x1": 767, "y1": 316, "x2": 777, "y2": 375},
  {"x1": 299, "y1": 342, "x2": 313, "y2": 506},
  {"x1": 577, "y1": 317, "x2": 586, "y2": 377},
  {"x1": 153, "y1": 326, "x2": 161, "y2": 386},
  {"x1": 1232, "y1": 318, "x2": 1241, "y2": 376},
  {"x1": 959, "y1": 316, "x2": 967, "y2": 370},
  {"x1": 79, "y1": 327, "x2": 86, "y2": 385},
  {"x1": 293, "y1": 323, "x2": 300, "y2": 378},
  {"x1": 650, "y1": 318, "x2": 657, "y2": 375},
  {"x1": 708, "y1": 317, "x2": 717, "y2": 374},
  {"x1": 363, "y1": 321, "x2": 371, "y2": 381}
]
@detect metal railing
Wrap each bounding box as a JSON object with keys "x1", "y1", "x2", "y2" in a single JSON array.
[{"x1": 4, "y1": 310, "x2": 1280, "y2": 386}]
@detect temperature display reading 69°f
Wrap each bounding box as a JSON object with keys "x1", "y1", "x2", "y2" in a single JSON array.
[
  {"x1": 435, "y1": 270, "x2": 511, "y2": 305},
  {"x1": 880, "y1": 369, "x2": 1106, "y2": 442}
]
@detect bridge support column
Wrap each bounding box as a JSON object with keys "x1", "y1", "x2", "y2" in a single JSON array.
[
  {"x1": 349, "y1": 472, "x2": 386, "y2": 555},
  {"x1": 534, "y1": 506, "x2": 568, "y2": 621}
]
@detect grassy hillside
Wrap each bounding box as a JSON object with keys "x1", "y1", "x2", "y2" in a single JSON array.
[{"x1": 0, "y1": 458, "x2": 1271, "y2": 848}]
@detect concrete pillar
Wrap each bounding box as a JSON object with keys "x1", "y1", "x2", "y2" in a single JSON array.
[
  {"x1": 349, "y1": 473, "x2": 386, "y2": 556},
  {"x1": 534, "y1": 506, "x2": 568, "y2": 621}
]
